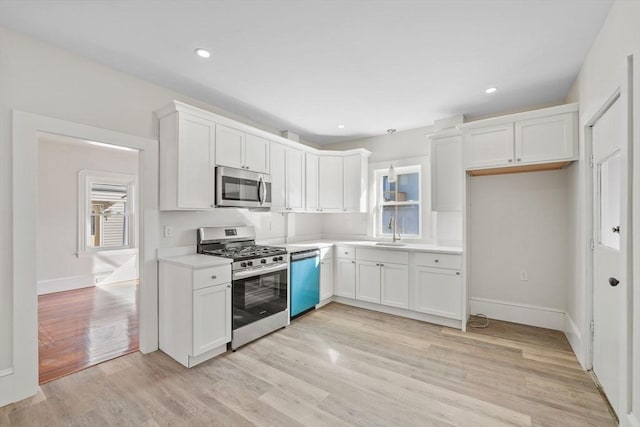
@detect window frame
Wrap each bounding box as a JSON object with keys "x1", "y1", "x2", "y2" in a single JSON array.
[
  {"x1": 374, "y1": 164, "x2": 422, "y2": 239},
  {"x1": 77, "y1": 170, "x2": 137, "y2": 255}
]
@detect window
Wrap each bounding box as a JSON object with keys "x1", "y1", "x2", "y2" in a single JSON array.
[
  {"x1": 375, "y1": 165, "x2": 421, "y2": 238},
  {"x1": 78, "y1": 171, "x2": 136, "y2": 254}
]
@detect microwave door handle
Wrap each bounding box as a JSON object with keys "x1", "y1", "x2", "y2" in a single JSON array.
[
  {"x1": 257, "y1": 177, "x2": 263, "y2": 205},
  {"x1": 259, "y1": 177, "x2": 266, "y2": 206}
]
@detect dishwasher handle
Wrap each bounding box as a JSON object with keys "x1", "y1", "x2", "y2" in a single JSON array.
[{"x1": 290, "y1": 250, "x2": 320, "y2": 261}]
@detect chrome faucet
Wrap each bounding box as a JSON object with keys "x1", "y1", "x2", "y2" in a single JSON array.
[{"x1": 388, "y1": 216, "x2": 401, "y2": 242}]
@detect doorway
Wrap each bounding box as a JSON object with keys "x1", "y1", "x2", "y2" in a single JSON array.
[{"x1": 36, "y1": 133, "x2": 140, "y2": 383}]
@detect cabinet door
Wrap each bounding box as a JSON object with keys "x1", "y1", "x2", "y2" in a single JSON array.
[
  {"x1": 192, "y1": 283, "x2": 231, "y2": 356},
  {"x1": 215, "y1": 124, "x2": 244, "y2": 170},
  {"x1": 178, "y1": 113, "x2": 216, "y2": 209},
  {"x1": 244, "y1": 134, "x2": 270, "y2": 173},
  {"x1": 286, "y1": 148, "x2": 305, "y2": 211},
  {"x1": 319, "y1": 261, "x2": 334, "y2": 301},
  {"x1": 515, "y1": 112, "x2": 576, "y2": 164},
  {"x1": 463, "y1": 123, "x2": 514, "y2": 169},
  {"x1": 413, "y1": 266, "x2": 462, "y2": 319},
  {"x1": 269, "y1": 142, "x2": 286, "y2": 209},
  {"x1": 318, "y1": 156, "x2": 344, "y2": 211},
  {"x1": 343, "y1": 155, "x2": 363, "y2": 212},
  {"x1": 431, "y1": 136, "x2": 462, "y2": 211},
  {"x1": 356, "y1": 261, "x2": 381, "y2": 304},
  {"x1": 305, "y1": 153, "x2": 319, "y2": 211},
  {"x1": 381, "y1": 262, "x2": 409, "y2": 309},
  {"x1": 335, "y1": 259, "x2": 356, "y2": 298}
]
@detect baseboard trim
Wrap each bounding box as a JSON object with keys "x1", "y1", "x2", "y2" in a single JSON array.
[
  {"x1": 627, "y1": 413, "x2": 640, "y2": 427},
  {"x1": 564, "y1": 313, "x2": 585, "y2": 368},
  {"x1": 469, "y1": 297, "x2": 565, "y2": 331},
  {"x1": 37, "y1": 271, "x2": 137, "y2": 295},
  {"x1": 0, "y1": 368, "x2": 13, "y2": 379},
  {"x1": 333, "y1": 297, "x2": 463, "y2": 329}
]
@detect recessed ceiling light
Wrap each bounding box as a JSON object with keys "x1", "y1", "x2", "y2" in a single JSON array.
[
  {"x1": 337, "y1": 124, "x2": 345, "y2": 129},
  {"x1": 485, "y1": 87, "x2": 497, "y2": 94},
  {"x1": 195, "y1": 48, "x2": 211, "y2": 58}
]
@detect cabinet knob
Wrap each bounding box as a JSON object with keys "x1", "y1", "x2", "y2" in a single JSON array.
[
  {"x1": 380, "y1": 264, "x2": 384, "y2": 267},
  {"x1": 227, "y1": 284, "x2": 232, "y2": 288},
  {"x1": 351, "y1": 261, "x2": 355, "y2": 264},
  {"x1": 508, "y1": 159, "x2": 513, "y2": 163},
  {"x1": 211, "y1": 275, "x2": 217, "y2": 279},
  {"x1": 434, "y1": 259, "x2": 439, "y2": 263},
  {"x1": 456, "y1": 272, "x2": 460, "y2": 276},
  {"x1": 516, "y1": 158, "x2": 521, "y2": 162}
]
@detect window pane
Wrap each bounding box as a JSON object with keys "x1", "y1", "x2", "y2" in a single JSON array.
[
  {"x1": 89, "y1": 183, "x2": 128, "y2": 248},
  {"x1": 381, "y1": 205, "x2": 420, "y2": 236},
  {"x1": 382, "y1": 172, "x2": 419, "y2": 202}
]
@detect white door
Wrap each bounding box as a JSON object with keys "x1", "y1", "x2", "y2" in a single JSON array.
[
  {"x1": 305, "y1": 153, "x2": 319, "y2": 211},
  {"x1": 178, "y1": 114, "x2": 215, "y2": 208},
  {"x1": 215, "y1": 124, "x2": 244, "y2": 170},
  {"x1": 380, "y1": 263, "x2": 409, "y2": 309},
  {"x1": 335, "y1": 259, "x2": 356, "y2": 298},
  {"x1": 192, "y1": 284, "x2": 231, "y2": 356},
  {"x1": 463, "y1": 123, "x2": 514, "y2": 169},
  {"x1": 318, "y1": 156, "x2": 344, "y2": 211},
  {"x1": 244, "y1": 134, "x2": 270, "y2": 173},
  {"x1": 319, "y1": 261, "x2": 334, "y2": 301},
  {"x1": 343, "y1": 155, "x2": 362, "y2": 212},
  {"x1": 269, "y1": 142, "x2": 286, "y2": 210},
  {"x1": 592, "y1": 96, "x2": 624, "y2": 416},
  {"x1": 286, "y1": 148, "x2": 305, "y2": 211}
]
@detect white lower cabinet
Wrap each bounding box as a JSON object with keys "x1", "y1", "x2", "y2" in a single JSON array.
[
  {"x1": 192, "y1": 284, "x2": 232, "y2": 356},
  {"x1": 381, "y1": 262, "x2": 409, "y2": 309},
  {"x1": 356, "y1": 261, "x2": 382, "y2": 303},
  {"x1": 159, "y1": 261, "x2": 232, "y2": 367},
  {"x1": 412, "y1": 266, "x2": 462, "y2": 319},
  {"x1": 335, "y1": 258, "x2": 356, "y2": 298},
  {"x1": 319, "y1": 260, "x2": 334, "y2": 301}
]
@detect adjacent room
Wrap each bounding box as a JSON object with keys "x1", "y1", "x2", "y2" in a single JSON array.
[{"x1": 1, "y1": 1, "x2": 639, "y2": 426}]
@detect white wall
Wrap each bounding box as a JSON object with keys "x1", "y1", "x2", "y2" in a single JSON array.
[
  {"x1": 468, "y1": 169, "x2": 569, "y2": 329},
  {"x1": 37, "y1": 134, "x2": 139, "y2": 294},
  {"x1": 0, "y1": 24, "x2": 319, "y2": 375},
  {"x1": 563, "y1": 0, "x2": 640, "y2": 421}
]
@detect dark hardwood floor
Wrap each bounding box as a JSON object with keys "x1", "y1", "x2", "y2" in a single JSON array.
[
  {"x1": 38, "y1": 280, "x2": 138, "y2": 384},
  {"x1": 1, "y1": 302, "x2": 615, "y2": 426}
]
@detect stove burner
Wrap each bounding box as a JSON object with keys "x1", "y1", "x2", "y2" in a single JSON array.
[{"x1": 200, "y1": 245, "x2": 286, "y2": 261}]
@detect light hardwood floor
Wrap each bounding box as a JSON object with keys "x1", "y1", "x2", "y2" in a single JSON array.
[{"x1": 2, "y1": 303, "x2": 615, "y2": 426}]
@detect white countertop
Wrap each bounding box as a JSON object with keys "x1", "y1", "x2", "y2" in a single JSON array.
[
  {"x1": 158, "y1": 254, "x2": 232, "y2": 269},
  {"x1": 284, "y1": 239, "x2": 462, "y2": 255}
]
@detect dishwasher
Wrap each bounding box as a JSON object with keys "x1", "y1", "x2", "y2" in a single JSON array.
[{"x1": 289, "y1": 249, "x2": 320, "y2": 318}]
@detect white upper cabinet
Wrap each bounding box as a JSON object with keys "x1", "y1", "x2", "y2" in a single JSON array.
[
  {"x1": 270, "y1": 142, "x2": 305, "y2": 212},
  {"x1": 286, "y1": 147, "x2": 305, "y2": 211},
  {"x1": 158, "y1": 111, "x2": 216, "y2": 210},
  {"x1": 515, "y1": 112, "x2": 575, "y2": 164},
  {"x1": 462, "y1": 103, "x2": 578, "y2": 174},
  {"x1": 305, "y1": 153, "x2": 319, "y2": 212},
  {"x1": 464, "y1": 123, "x2": 514, "y2": 169},
  {"x1": 343, "y1": 154, "x2": 367, "y2": 212},
  {"x1": 430, "y1": 134, "x2": 462, "y2": 212},
  {"x1": 244, "y1": 134, "x2": 270, "y2": 173},
  {"x1": 216, "y1": 125, "x2": 270, "y2": 173},
  {"x1": 318, "y1": 156, "x2": 344, "y2": 211},
  {"x1": 270, "y1": 142, "x2": 287, "y2": 209}
]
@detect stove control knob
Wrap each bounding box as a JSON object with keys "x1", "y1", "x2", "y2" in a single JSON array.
[
  {"x1": 247, "y1": 261, "x2": 253, "y2": 267},
  {"x1": 261, "y1": 259, "x2": 267, "y2": 264},
  {"x1": 278, "y1": 256, "x2": 284, "y2": 261},
  {"x1": 272, "y1": 257, "x2": 278, "y2": 261},
  {"x1": 240, "y1": 262, "x2": 247, "y2": 268}
]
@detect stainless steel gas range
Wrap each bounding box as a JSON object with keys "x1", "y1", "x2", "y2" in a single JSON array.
[{"x1": 197, "y1": 226, "x2": 288, "y2": 349}]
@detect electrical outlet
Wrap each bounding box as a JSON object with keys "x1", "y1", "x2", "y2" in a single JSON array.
[
  {"x1": 163, "y1": 226, "x2": 175, "y2": 238},
  {"x1": 520, "y1": 270, "x2": 528, "y2": 281}
]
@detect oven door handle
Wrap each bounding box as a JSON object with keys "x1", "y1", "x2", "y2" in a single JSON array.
[{"x1": 233, "y1": 262, "x2": 288, "y2": 280}]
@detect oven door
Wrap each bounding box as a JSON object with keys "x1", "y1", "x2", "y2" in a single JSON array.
[
  {"x1": 216, "y1": 166, "x2": 271, "y2": 208},
  {"x1": 232, "y1": 263, "x2": 288, "y2": 330}
]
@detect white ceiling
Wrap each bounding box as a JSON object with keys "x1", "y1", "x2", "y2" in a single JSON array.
[{"x1": 0, "y1": 0, "x2": 612, "y2": 144}]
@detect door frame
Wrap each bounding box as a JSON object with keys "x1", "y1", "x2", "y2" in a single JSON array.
[
  {"x1": 6, "y1": 111, "x2": 159, "y2": 405},
  {"x1": 584, "y1": 56, "x2": 633, "y2": 419}
]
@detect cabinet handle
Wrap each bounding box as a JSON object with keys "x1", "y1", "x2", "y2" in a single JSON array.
[
  {"x1": 456, "y1": 272, "x2": 460, "y2": 276},
  {"x1": 516, "y1": 158, "x2": 521, "y2": 162},
  {"x1": 211, "y1": 275, "x2": 217, "y2": 279},
  {"x1": 380, "y1": 264, "x2": 384, "y2": 267},
  {"x1": 351, "y1": 261, "x2": 355, "y2": 264},
  {"x1": 434, "y1": 259, "x2": 439, "y2": 263},
  {"x1": 508, "y1": 159, "x2": 513, "y2": 163},
  {"x1": 227, "y1": 284, "x2": 232, "y2": 288},
  {"x1": 376, "y1": 263, "x2": 379, "y2": 266}
]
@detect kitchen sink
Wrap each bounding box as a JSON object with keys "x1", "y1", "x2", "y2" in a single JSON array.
[{"x1": 374, "y1": 242, "x2": 407, "y2": 247}]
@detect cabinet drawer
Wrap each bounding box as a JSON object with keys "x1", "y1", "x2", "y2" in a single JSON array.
[
  {"x1": 193, "y1": 265, "x2": 231, "y2": 290},
  {"x1": 356, "y1": 248, "x2": 408, "y2": 265},
  {"x1": 413, "y1": 252, "x2": 461, "y2": 270},
  {"x1": 336, "y1": 246, "x2": 355, "y2": 260}
]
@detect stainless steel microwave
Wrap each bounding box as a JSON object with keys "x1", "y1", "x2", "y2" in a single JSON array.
[{"x1": 215, "y1": 166, "x2": 271, "y2": 209}]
